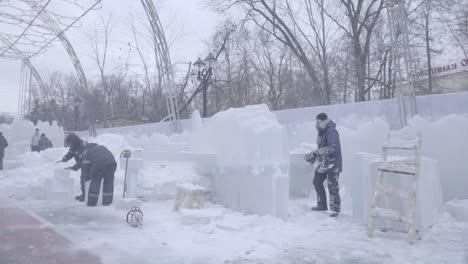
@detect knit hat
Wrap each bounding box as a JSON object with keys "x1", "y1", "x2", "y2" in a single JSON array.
[
  {"x1": 316, "y1": 113, "x2": 328, "y2": 121},
  {"x1": 65, "y1": 133, "x2": 82, "y2": 148}
]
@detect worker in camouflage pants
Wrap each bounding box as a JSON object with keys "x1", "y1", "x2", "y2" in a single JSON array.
[{"x1": 305, "y1": 113, "x2": 342, "y2": 217}]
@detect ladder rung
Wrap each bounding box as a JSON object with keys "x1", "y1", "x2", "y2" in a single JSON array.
[
  {"x1": 383, "y1": 146, "x2": 417, "y2": 150},
  {"x1": 383, "y1": 138, "x2": 418, "y2": 150},
  {"x1": 375, "y1": 184, "x2": 414, "y2": 199},
  {"x1": 379, "y1": 162, "x2": 418, "y2": 175},
  {"x1": 371, "y1": 207, "x2": 412, "y2": 223}
]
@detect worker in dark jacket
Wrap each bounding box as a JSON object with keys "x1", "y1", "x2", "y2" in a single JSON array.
[
  {"x1": 38, "y1": 133, "x2": 53, "y2": 151},
  {"x1": 81, "y1": 142, "x2": 117, "y2": 206},
  {"x1": 305, "y1": 113, "x2": 342, "y2": 217},
  {"x1": 60, "y1": 133, "x2": 86, "y2": 201},
  {"x1": 0, "y1": 132, "x2": 8, "y2": 170}
]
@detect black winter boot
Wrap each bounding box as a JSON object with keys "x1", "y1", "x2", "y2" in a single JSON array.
[
  {"x1": 75, "y1": 194, "x2": 85, "y2": 202},
  {"x1": 330, "y1": 212, "x2": 339, "y2": 217},
  {"x1": 311, "y1": 206, "x2": 327, "y2": 211}
]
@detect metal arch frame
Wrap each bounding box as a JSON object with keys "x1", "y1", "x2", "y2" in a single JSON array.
[
  {"x1": 25, "y1": 0, "x2": 88, "y2": 92},
  {"x1": 0, "y1": 35, "x2": 46, "y2": 94},
  {"x1": 141, "y1": 0, "x2": 182, "y2": 134}
]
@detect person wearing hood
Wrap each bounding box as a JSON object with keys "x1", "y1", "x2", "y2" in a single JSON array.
[
  {"x1": 60, "y1": 133, "x2": 116, "y2": 206},
  {"x1": 0, "y1": 132, "x2": 8, "y2": 170},
  {"x1": 31, "y1": 128, "x2": 40, "y2": 152},
  {"x1": 305, "y1": 113, "x2": 342, "y2": 217},
  {"x1": 38, "y1": 133, "x2": 53, "y2": 151},
  {"x1": 59, "y1": 133, "x2": 87, "y2": 201}
]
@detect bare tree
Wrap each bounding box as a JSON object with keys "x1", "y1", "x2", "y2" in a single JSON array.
[
  {"x1": 322, "y1": 0, "x2": 384, "y2": 101},
  {"x1": 211, "y1": 0, "x2": 327, "y2": 104},
  {"x1": 251, "y1": 30, "x2": 288, "y2": 109},
  {"x1": 85, "y1": 15, "x2": 115, "y2": 119}
]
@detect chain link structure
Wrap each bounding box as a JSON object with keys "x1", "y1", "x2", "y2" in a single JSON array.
[{"x1": 25, "y1": 0, "x2": 89, "y2": 91}]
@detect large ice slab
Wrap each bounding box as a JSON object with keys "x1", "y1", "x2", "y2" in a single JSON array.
[
  {"x1": 352, "y1": 152, "x2": 444, "y2": 231},
  {"x1": 207, "y1": 104, "x2": 290, "y2": 219},
  {"x1": 44, "y1": 169, "x2": 74, "y2": 202},
  {"x1": 120, "y1": 158, "x2": 144, "y2": 198}
]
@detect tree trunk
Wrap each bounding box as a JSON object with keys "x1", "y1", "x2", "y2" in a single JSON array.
[{"x1": 425, "y1": 10, "x2": 433, "y2": 94}]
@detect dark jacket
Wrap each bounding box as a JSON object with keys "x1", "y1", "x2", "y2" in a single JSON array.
[
  {"x1": 62, "y1": 141, "x2": 86, "y2": 171},
  {"x1": 317, "y1": 120, "x2": 342, "y2": 173},
  {"x1": 38, "y1": 137, "x2": 53, "y2": 151},
  {"x1": 81, "y1": 144, "x2": 116, "y2": 180},
  {"x1": 0, "y1": 135, "x2": 8, "y2": 158}
]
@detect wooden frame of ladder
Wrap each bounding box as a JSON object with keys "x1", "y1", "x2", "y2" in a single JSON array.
[{"x1": 367, "y1": 132, "x2": 422, "y2": 243}]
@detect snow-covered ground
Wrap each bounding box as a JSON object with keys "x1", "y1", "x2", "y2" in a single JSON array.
[
  {"x1": 4, "y1": 197, "x2": 465, "y2": 264},
  {"x1": 1, "y1": 105, "x2": 468, "y2": 263},
  {"x1": 0, "y1": 140, "x2": 466, "y2": 263}
]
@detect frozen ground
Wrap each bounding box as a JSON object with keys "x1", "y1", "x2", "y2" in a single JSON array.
[{"x1": 3, "y1": 193, "x2": 467, "y2": 264}]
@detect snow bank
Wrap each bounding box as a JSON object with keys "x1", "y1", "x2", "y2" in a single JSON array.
[
  {"x1": 445, "y1": 200, "x2": 468, "y2": 222},
  {"x1": 0, "y1": 119, "x2": 63, "y2": 160}
]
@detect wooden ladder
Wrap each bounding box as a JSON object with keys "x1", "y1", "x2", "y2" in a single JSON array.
[{"x1": 367, "y1": 132, "x2": 422, "y2": 243}]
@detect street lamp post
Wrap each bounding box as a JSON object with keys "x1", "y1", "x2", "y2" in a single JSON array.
[
  {"x1": 73, "y1": 98, "x2": 81, "y2": 131},
  {"x1": 193, "y1": 53, "x2": 217, "y2": 118}
]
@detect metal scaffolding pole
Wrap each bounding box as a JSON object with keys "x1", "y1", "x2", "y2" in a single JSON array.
[
  {"x1": 386, "y1": 0, "x2": 418, "y2": 127},
  {"x1": 141, "y1": 0, "x2": 182, "y2": 134}
]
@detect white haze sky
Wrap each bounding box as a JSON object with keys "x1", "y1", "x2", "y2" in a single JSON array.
[{"x1": 0, "y1": 0, "x2": 223, "y2": 113}]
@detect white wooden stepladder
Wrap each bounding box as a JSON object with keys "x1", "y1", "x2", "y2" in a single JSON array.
[{"x1": 367, "y1": 132, "x2": 422, "y2": 243}]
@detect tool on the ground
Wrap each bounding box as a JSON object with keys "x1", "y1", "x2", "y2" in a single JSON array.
[
  {"x1": 120, "y1": 150, "x2": 132, "y2": 198},
  {"x1": 126, "y1": 207, "x2": 143, "y2": 228}
]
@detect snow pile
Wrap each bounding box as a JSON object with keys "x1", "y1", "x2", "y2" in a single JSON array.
[
  {"x1": 445, "y1": 200, "x2": 468, "y2": 222},
  {"x1": 0, "y1": 119, "x2": 63, "y2": 162},
  {"x1": 88, "y1": 133, "x2": 135, "y2": 159},
  {"x1": 136, "y1": 162, "x2": 202, "y2": 200}
]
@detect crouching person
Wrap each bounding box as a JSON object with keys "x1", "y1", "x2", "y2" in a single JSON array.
[
  {"x1": 38, "y1": 133, "x2": 53, "y2": 151},
  {"x1": 305, "y1": 113, "x2": 342, "y2": 217},
  {"x1": 81, "y1": 141, "x2": 117, "y2": 206}
]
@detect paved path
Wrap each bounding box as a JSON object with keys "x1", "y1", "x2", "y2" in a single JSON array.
[{"x1": 0, "y1": 204, "x2": 101, "y2": 264}]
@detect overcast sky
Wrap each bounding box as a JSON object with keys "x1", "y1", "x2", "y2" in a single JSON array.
[{"x1": 0, "y1": 0, "x2": 222, "y2": 113}]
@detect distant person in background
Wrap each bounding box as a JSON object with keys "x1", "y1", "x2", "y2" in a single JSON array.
[
  {"x1": 30, "y1": 128, "x2": 40, "y2": 152},
  {"x1": 38, "y1": 133, "x2": 53, "y2": 151},
  {"x1": 0, "y1": 132, "x2": 8, "y2": 170},
  {"x1": 305, "y1": 113, "x2": 342, "y2": 217}
]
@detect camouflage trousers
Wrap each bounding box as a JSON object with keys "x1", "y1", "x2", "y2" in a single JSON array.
[{"x1": 313, "y1": 170, "x2": 341, "y2": 213}]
